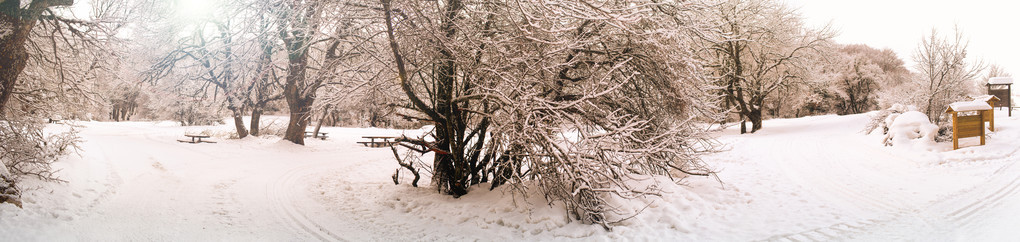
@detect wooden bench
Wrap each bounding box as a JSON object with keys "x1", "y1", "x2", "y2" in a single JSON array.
[
  {"x1": 358, "y1": 136, "x2": 398, "y2": 148},
  {"x1": 304, "y1": 131, "x2": 329, "y2": 140},
  {"x1": 178, "y1": 134, "x2": 216, "y2": 144}
]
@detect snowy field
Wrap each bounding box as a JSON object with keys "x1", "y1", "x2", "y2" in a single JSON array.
[{"x1": 3, "y1": 110, "x2": 1020, "y2": 241}]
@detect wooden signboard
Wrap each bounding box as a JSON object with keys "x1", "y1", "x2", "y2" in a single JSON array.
[
  {"x1": 946, "y1": 101, "x2": 993, "y2": 150},
  {"x1": 987, "y1": 77, "x2": 1013, "y2": 117},
  {"x1": 973, "y1": 95, "x2": 1000, "y2": 131}
]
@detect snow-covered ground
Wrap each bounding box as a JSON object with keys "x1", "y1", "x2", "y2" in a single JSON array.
[{"x1": 3, "y1": 110, "x2": 1020, "y2": 241}]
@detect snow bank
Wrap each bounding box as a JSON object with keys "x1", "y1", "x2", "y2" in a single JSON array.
[
  {"x1": 948, "y1": 101, "x2": 992, "y2": 112},
  {"x1": 883, "y1": 111, "x2": 939, "y2": 149}
]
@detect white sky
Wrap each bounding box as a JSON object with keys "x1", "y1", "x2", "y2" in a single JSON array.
[{"x1": 787, "y1": 0, "x2": 1020, "y2": 78}]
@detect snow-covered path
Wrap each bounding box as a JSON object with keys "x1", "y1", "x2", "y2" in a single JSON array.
[
  {"x1": 29, "y1": 123, "x2": 350, "y2": 240},
  {"x1": 4, "y1": 111, "x2": 1020, "y2": 240},
  {"x1": 707, "y1": 111, "x2": 1020, "y2": 241}
]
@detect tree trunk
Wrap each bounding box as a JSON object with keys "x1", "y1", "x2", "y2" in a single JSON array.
[
  {"x1": 0, "y1": 32, "x2": 29, "y2": 115},
  {"x1": 749, "y1": 109, "x2": 763, "y2": 133},
  {"x1": 278, "y1": 1, "x2": 315, "y2": 146},
  {"x1": 249, "y1": 107, "x2": 262, "y2": 136},
  {"x1": 382, "y1": 0, "x2": 468, "y2": 196},
  {"x1": 0, "y1": 0, "x2": 72, "y2": 115},
  {"x1": 312, "y1": 108, "x2": 328, "y2": 138},
  {"x1": 281, "y1": 47, "x2": 309, "y2": 145},
  {"x1": 739, "y1": 112, "x2": 747, "y2": 134},
  {"x1": 283, "y1": 98, "x2": 311, "y2": 145},
  {"x1": 229, "y1": 107, "x2": 249, "y2": 138}
]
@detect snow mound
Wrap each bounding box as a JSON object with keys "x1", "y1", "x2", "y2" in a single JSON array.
[
  {"x1": 883, "y1": 111, "x2": 939, "y2": 149},
  {"x1": 988, "y1": 77, "x2": 1014, "y2": 85},
  {"x1": 947, "y1": 101, "x2": 992, "y2": 112}
]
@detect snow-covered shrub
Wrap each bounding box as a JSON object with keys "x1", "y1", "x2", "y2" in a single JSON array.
[
  {"x1": 935, "y1": 121, "x2": 955, "y2": 143},
  {"x1": 382, "y1": 0, "x2": 721, "y2": 229},
  {"x1": 0, "y1": 117, "x2": 79, "y2": 182},
  {"x1": 864, "y1": 104, "x2": 911, "y2": 134},
  {"x1": 0, "y1": 116, "x2": 80, "y2": 208},
  {"x1": 882, "y1": 111, "x2": 939, "y2": 147}
]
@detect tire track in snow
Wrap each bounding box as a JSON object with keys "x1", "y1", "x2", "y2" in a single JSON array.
[
  {"x1": 941, "y1": 156, "x2": 1020, "y2": 226},
  {"x1": 765, "y1": 131, "x2": 1020, "y2": 241},
  {"x1": 266, "y1": 163, "x2": 346, "y2": 241}
]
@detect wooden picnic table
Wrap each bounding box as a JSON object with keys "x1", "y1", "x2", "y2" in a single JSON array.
[
  {"x1": 179, "y1": 134, "x2": 216, "y2": 144},
  {"x1": 358, "y1": 136, "x2": 398, "y2": 148}
]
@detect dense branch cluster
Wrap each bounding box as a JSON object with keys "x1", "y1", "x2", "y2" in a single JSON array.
[{"x1": 382, "y1": 0, "x2": 723, "y2": 227}]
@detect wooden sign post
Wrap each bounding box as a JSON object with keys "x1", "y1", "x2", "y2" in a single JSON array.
[
  {"x1": 972, "y1": 95, "x2": 1000, "y2": 131},
  {"x1": 987, "y1": 77, "x2": 1013, "y2": 117},
  {"x1": 946, "y1": 101, "x2": 993, "y2": 150}
]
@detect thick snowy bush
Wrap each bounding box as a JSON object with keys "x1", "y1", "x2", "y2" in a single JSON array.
[
  {"x1": 864, "y1": 103, "x2": 911, "y2": 134},
  {"x1": 882, "y1": 111, "x2": 939, "y2": 148},
  {"x1": 0, "y1": 117, "x2": 79, "y2": 208}
]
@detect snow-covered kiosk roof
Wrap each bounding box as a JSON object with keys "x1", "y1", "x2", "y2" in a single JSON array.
[
  {"x1": 945, "y1": 100, "x2": 993, "y2": 113},
  {"x1": 988, "y1": 77, "x2": 1014, "y2": 85},
  {"x1": 972, "y1": 94, "x2": 1001, "y2": 103}
]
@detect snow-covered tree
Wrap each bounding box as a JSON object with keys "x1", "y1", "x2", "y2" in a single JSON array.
[
  {"x1": 382, "y1": 0, "x2": 722, "y2": 227},
  {"x1": 144, "y1": 0, "x2": 275, "y2": 138},
  {"x1": 1, "y1": 0, "x2": 131, "y2": 207},
  {"x1": 911, "y1": 27, "x2": 984, "y2": 125},
  {"x1": 703, "y1": 0, "x2": 833, "y2": 133},
  {"x1": 271, "y1": 0, "x2": 380, "y2": 145}
]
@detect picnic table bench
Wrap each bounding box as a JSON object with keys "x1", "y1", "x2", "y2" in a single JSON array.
[
  {"x1": 304, "y1": 131, "x2": 329, "y2": 140},
  {"x1": 178, "y1": 134, "x2": 216, "y2": 144},
  {"x1": 358, "y1": 136, "x2": 398, "y2": 148}
]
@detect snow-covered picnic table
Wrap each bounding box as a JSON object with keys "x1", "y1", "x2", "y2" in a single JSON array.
[
  {"x1": 178, "y1": 134, "x2": 215, "y2": 144},
  {"x1": 358, "y1": 136, "x2": 397, "y2": 147}
]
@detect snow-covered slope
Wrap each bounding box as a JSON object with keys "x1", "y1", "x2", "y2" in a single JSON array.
[{"x1": 3, "y1": 110, "x2": 1020, "y2": 240}]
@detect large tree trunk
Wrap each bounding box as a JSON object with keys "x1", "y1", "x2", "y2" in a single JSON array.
[
  {"x1": 739, "y1": 112, "x2": 746, "y2": 134},
  {"x1": 278, "y1": 1, "x2": 315, "y2": 146},
  {"x1": 0, "y1": 0, "x2": 73, "y2": 115},
  {"x1": 282, "y1": 57, "x2": 311, "y2": 144},
  {"x1": 381, "y1": 0, "x2": 468, "y2": 196},
  {"x1": 229, "y1": 107, "x2": 249, "y2": 138},
  {"x1": 249, "y1": 107, "x2": 262, "y2": 136},
  {"x1": 283, "y1": 97, "x2": 312, "y2": 145},
  {"x1": 0, "y1": 29, "x2": 29, "y2": 115},
  {"x1": 748, "y1": 109, "x2": 763, "y2": 133},
  {"x1": 432, "y1": 0, "x2": 469, "y2": 197}
]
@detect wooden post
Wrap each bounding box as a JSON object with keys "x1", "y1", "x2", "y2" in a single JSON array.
[
  {"x1": 952, "y1": 112, "x2": 959, "y2": 150},
  {"x1": 990, "y1": 111, "x2": 995, "y2": 131},
  {"x1": 980, "y1": 111, "x2": 986, "y2": 146},
  {"x1": 1010, "y1": 84, "x2": 1013, "y2": 117}
]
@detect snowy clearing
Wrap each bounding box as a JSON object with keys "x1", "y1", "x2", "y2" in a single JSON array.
[{"x1": 3, "y1": 110, "x2": 1020, "y2": 240}]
